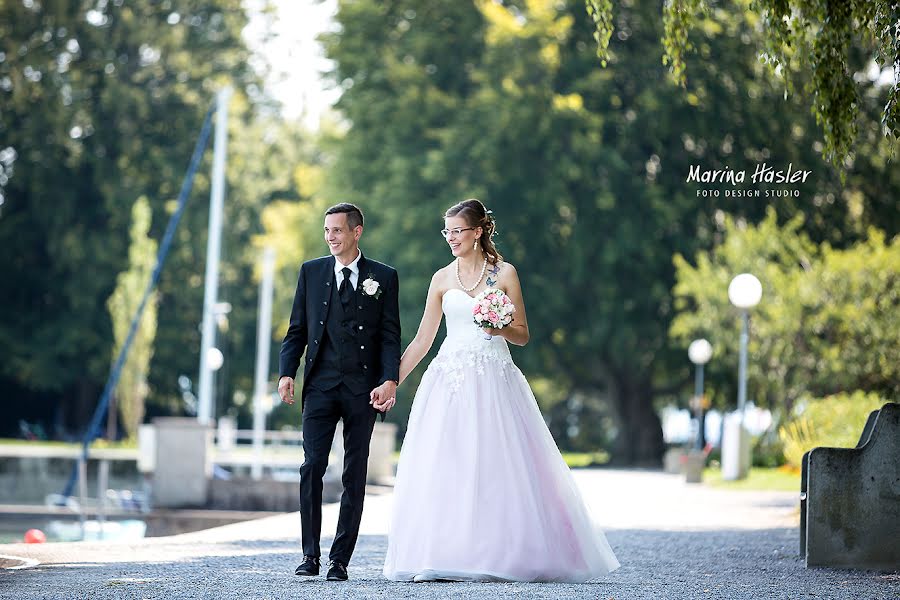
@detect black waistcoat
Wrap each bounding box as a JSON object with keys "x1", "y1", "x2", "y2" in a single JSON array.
[{"x1": 308, "y1": 276, "x2": 367, "y2": 394}]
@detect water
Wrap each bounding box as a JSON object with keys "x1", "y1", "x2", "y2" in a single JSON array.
[
  {"x1": 0, "y1": 518, "x2": 147, "y2": 544},
  {"x1": 0, "y1": 521, "x2": 56, "y2": 544}
]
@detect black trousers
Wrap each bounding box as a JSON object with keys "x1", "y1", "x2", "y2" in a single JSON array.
[{"x1": 299, "y1": 382, "x2": 377, "y2": 564}]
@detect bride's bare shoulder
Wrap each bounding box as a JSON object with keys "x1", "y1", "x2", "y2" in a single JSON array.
[
  {"x1": 496, "y1": 260, "x2": 518, "y2": 279},
  {"x1": 431, "y1": 264, "x2": 455, "y2": 295}
]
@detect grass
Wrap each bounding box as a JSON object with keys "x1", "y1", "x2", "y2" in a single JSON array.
[
  {"x1": 389, "y1": 450, "x2": 611, "y2": 469},
  {"x1": 0, "y1": 438, "x2": 77, "y2": 447},
  {"x1": 561, "y1": 451, "x2": 611, "y2": 468},
  {"x1": 702, "y1": 466, "x2": 800, "y2": 492}
]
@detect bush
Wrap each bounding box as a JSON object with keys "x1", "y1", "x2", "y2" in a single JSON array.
[
  {"x1": 752, "y1": 429, "x2": 786, "y2": 468},
  {"x1": 778, "y1": 391, "x2": 888, "y2": 468}
]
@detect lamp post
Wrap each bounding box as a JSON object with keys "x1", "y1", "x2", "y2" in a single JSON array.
[
  {"x1": 728, "y1": 274, "x2": 762, "y2": 417},
  {"x1": 688, "y1": 339, "x2": 713, "y2": 451},
  {"x1": 723, "y1": 273, "x2": 762, "y2": 480},
  {"x1": 251, "y1": 247, "x2": 276, "y2": 481},
  {"x1": 197, "y1": 86, "x2": 232, "y2": 426},
  {"x1": 206, "y1": 346, "x2": 224, "y2": 415}
]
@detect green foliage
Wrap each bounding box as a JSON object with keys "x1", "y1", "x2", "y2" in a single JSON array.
[
  {"x1": 560, "y1": 450, "x2": 611, "y2": 467},
  {"x1": 3, "y1": 0, "x2": 898, "y2": 455},
  {"x1": 661, "y1": 0, "x2": 706, "y2": 86},
  {"x1": 586, "y1": 0, "x2": 900, "y2": 168},
  {"x1": 252, "y1": 125, "x2": 338, "y2": 430},
  {"x1": 751, "y1": 429, "x2": 785, "y2": 468},
  {"x1": 189, "y1": 111, "x2": 314, "y2": 429},
  {"x1": 106, "y1": 197, "x2": 158, "y2": 440},
  {"x1": 584, "y1": 0, "x2": 613, "y2": 67},
  {"x1": 702, "y1": 466, "x2": 799, "y2": 491},
  {"x1": 0, "y1": 0, "x2": 261, "y2": 430},
  {"x1": 671, "y1": 209, "x2": 899, "y2": 412},
  {"x1": 779, "y1": 391, "x2": 888, "y2": 468},
  {"x1": 319, "y1": 0, "x2": 899, "y2": 462}
]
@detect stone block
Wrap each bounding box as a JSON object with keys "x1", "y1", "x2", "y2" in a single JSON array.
[
  {"x1": 152, "y1": 417, "x2": 212, "y2": 508},
  {"x1": 803, "y1": 403, "x2": 900, "y2": 570}
]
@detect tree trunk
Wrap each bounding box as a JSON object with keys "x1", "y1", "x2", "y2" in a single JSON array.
[
  {"x1": 608, "y1": 370, "x2": 665, "y2": 466},
  {"x1": 106, "y1": 393, "x2": 118, "y2": 440},
  {"x1": 61, "y1": 378, "x2": 98, "y2": 440}
]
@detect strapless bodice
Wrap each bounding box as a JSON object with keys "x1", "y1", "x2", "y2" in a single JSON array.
[
  {"x1": 441, "y1": 289, "x2": 510, "y2": 347},
  {"x1": 428, "y1": 289, "x2": 514, "y2": 392}
]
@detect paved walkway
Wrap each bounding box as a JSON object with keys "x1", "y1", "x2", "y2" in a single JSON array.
[{"x1": 1, "y1": 470, "x2": 897, "y2": 599}]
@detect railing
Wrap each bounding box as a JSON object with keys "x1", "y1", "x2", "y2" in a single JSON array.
[{"x1": 211, "y1": 427, "x2": 305, "y2": 471}]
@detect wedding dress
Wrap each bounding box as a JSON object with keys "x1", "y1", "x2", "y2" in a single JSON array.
[{"x1": 383, "y1": 288, "x2": 619, "y2": 582}]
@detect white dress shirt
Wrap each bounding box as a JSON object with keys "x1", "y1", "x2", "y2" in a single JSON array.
[{"x1": 334, "y1": 250, "x2": 361, "y2": 291}]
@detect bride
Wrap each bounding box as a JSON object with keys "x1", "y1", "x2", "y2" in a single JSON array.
[{"x1": 380, "y1": 199, "x2": 619, "y2": 583}]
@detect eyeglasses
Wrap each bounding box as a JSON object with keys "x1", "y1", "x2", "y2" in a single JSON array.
[{"x1": 441, "y1": 227, "x2": 476, "y2": 239}]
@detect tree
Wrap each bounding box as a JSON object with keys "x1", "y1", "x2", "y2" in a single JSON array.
[
  {"x1": 321, "y1": 0, "x2": 899, "y2": 464},
  {"x1": 586, "y1": 0, "x2": 900, "y2": 167},
  {"x1": 253, "y1": 123, "x2": 337, "y2": 430},
  {"x1": 148, "y1": 104, "x2": 317, "y2": 429},
  {"x1": 0, "y1": 0, "x2": 260, "y2": 436},
  {"x1": 107, "y1": 196, "x2": 158, "y2": 440},
  {"x1": 670, "y1": 208, "x2": 899, "y2": 415}
]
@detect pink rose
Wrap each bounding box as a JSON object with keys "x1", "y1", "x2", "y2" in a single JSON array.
[{"x1": 488, "y1": 311, "x2": 499, "y2": 322}]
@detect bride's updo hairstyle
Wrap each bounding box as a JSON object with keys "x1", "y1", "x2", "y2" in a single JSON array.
[{"x1": 444, "y1": 199, "x2": 503, "y2": 266}]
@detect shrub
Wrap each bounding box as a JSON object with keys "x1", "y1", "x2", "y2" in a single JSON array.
[
  {"x1": 752, "y1": 429, "x2": 786, "y2": 468},
  {"x1": 778, "y1": 391, "x2": 888, "y2": 468}
]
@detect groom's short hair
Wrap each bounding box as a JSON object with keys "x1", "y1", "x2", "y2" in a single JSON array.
[{"x1": 325, "y1": 203, "x2": 364, "y2": 229}]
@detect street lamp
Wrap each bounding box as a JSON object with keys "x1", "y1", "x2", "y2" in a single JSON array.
[
  {"x1": 688, "y1": 339, "x2": 713, "y2": 451},
  {"x1": 724, "y1": 273, "x2": 762, "y2": 480},
  {"x1": 728, "y1": 274, "x2": 762, "y2": 416},
  {"x1": 206, "y1": 347, "x2": 224, "y2": 371}
]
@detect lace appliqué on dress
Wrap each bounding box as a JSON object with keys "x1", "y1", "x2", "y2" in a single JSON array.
[{"x1": 427, "y1": 346, "x2": 516, "y2": 394}]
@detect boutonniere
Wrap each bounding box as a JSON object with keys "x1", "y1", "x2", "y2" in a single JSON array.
[{"x1": 361, "y1": 273, "x2": 383, "y2": 299}]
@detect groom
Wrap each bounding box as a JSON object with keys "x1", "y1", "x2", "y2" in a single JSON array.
[{"x1": 278, "y1": 203, "x2": 400, "y2": 581}]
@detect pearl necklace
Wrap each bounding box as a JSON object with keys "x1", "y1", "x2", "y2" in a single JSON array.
[{"x1": 456, "y1": 256, "x2": 488, "y2": 292}]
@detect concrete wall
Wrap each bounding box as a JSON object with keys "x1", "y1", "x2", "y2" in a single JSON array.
[
  {"x1": 208, "y1": 478, "x2": 302, "y2": 512},
  {"x1": 0, "y1": 456, "x2": 142, "y2": 504},
  {"x1": 152, "y1": 418, "x2": 212, "y2": 508}
]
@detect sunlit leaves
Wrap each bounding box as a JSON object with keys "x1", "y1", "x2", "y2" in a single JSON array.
[{"x1": 586, "y1": 0, "x2": 900, "y2": 168}]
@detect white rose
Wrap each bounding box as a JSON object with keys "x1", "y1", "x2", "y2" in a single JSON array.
[
  {"x1": 475, "y1": 313, "x2": 484, "y2": 322},
  {"x1": 363, "y1": 278, "x2": 380, "y2": 295}
]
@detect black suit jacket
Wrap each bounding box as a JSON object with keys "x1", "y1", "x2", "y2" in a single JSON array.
[{"x1": 279, "y1": 253, "x2": 401, "y2": 408}]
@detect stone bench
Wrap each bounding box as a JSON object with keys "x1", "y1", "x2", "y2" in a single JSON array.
[{"x1": 800, "y1": 402, "x2": 900, "y2": 570}]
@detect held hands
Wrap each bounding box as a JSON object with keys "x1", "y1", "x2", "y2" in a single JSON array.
[
  {"x1": 281, "y1": 375, "x2": 396, "y2": 411},
  {"x1": 278, "y1": 376, "x2": 295, "y2": 405},
  {"x1": 369, "y1": 380, "x2": 398, "y2": 413}
]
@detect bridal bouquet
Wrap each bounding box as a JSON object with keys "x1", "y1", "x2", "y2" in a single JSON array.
[{"x1": 472, "y1": 288, "x2": 515, "y2": 340}]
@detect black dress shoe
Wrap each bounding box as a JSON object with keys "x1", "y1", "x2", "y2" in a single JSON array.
[
  {"x1": 326, "y1": 560, "x2": 348, "y2": 581},
  {"x1": 294, "y1": 555, "x2": 320, "y2": 576}
]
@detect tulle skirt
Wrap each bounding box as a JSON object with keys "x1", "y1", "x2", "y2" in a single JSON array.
[{"x1": 383, "y1": 349, "x2": 620, "y2": 582}]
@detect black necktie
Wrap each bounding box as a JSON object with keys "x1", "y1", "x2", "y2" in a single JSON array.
[{"x1": 339, "y1": 267, "x2": 353, "y2": 304}]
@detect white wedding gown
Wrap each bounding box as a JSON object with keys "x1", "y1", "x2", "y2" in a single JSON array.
[{"x1": 383, "y1": 288, "x2": 620, "y2": 582}]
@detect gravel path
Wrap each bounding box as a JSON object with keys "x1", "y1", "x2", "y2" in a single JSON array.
[{"x1": 1, "y1": 470, "x2": 897, "y2": 599}]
